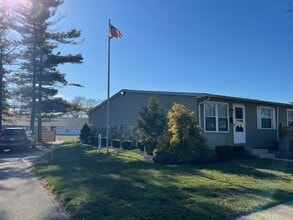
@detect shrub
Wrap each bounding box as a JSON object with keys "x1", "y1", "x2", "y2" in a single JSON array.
[
  {"x1": 153, "y1": 103, "x2": 212, "y2": 165},
  {"x1": 232, "y1": 146, "x2": 246, "y2": 158},
  {"x1": 111, "y1": 139, "x2": 121, "y2": 148},
  {"x1": 79, "y1": 123, "x2": 91, "y2": 144},
  {"x1": 90, "y1": 136, "x2": 98, "y2": 146},
  {"x1": 215, "y1": 145, "x2": 233, "y2": 161},
  {"x1": 144, "y1": 140, "x2": 157, "y2": 155},
  {"x1": 121, "y1": 140, "x2": 133, "y2": 149},
  {"x1": 137, "y1": 141, "x2": 144, "y2": 151},
  {"x1": 101, "y1": 137, "x2": 107, "y2": 147},
  {"x1": 153, "y1": 149, "x2": 177, "y2": 164}
]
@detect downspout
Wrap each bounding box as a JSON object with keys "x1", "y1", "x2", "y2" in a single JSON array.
[{"x1": 198, "y1": 97, "x2": 211, "y2": 129}]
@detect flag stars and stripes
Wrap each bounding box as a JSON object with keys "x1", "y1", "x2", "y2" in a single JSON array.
[{"x1": 109, "y1": 25, "x2": 122, "y2": 39}]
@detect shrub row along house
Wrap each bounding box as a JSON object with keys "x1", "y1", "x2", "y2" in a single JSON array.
[{"x1": 88, "y1": 89, "x2": 293, "y2": 150}]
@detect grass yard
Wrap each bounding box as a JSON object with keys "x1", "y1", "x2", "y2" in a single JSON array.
[
  {"x1": 56, "y1": 135, "x2": 79, "y2": 143},
  {"x1": 34, "y1": 143, "x2": 293, "y2": 219}
]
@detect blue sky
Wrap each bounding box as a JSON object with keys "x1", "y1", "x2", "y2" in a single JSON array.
[{"x1": 57, "y1": 0, "x2": 293, "y2": 103}]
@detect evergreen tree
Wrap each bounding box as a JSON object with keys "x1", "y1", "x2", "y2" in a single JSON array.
[
  {"x1": 154, "y1": 103, "x2": 211, "y2": 164},
  {"x1": 79, "y1": 123, "x2": 90, "y2": 144},
  {"x1": 0, "y1": 0, "x2": 19, "y2": 131},
  {"x1": 15, "y1": 0, "x2": 83, "y2": 141},
  {"x1": 137, "y1": 97, "x2": 167, "y2": 155}
]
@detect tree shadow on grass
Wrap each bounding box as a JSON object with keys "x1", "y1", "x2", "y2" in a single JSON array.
[{"x1": 35, "y1": 144, "x2": 293, "y2": 219}]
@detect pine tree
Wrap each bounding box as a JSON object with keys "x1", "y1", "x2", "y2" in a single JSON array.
[
  {"x1": 15, "y1": 0, "x2": 83, "y2": 141},
  {"x1": 79, "y1": 123, "x2": 90, "y2": 144},
  {"x1": 0, "y1": 0, "x2": 19, "y2": 131},
  {"x1": 137, "y1": 97, "x2": 167, "y2": 155}
]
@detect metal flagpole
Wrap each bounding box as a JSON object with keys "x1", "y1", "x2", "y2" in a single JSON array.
[{"x1": 106, "y1": 19, "x2": 111, "y2": 153}]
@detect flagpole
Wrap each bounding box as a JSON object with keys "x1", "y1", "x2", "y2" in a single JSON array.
[{"x1": 106, "y1": 19, "x2": 111, "y2": 153}]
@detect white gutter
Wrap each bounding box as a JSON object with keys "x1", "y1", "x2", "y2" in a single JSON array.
[{"x1": 198, "y1": 97, "x2": 211, "y2": 129}]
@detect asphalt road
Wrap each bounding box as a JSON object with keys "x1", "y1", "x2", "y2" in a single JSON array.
[{"x1": 0, "y1": 150, "x2": 68, "y2": 220}]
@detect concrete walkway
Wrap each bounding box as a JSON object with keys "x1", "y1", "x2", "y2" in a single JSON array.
[
  {"x1": 0, "y1": 145, "x2": 68, "y2": 220},
  {"x1": 22, "y1": 140, "x2": 63, "y2": 167},
  {"x1": 237, "y1": 200, "x2": 293, "y2": 220}
]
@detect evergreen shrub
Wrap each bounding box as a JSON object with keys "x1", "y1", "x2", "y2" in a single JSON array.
[
  {"x1": 121, "y1": 140, "x2": 133, "y2": 149},
  {"x1": 101, "y1": 137, "x2": 107, "y2": 147},
  {"x1": 112, "y1": 139, "x2": 121, "y2": 148},
  {"x1": 232, "y1": 146, "x2": 246, "y2": 158},
  {"x1": 215, "y1": 145, "x2": 233, "y2": 161},
  {"x1": 153, "y1": 103, "x2": 212, "y2": 165},
  {"x1": 79, "y1": 123, "x2": 91, "y2": 144}
]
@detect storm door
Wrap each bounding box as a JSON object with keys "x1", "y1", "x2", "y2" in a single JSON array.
[{"x1": 233, "y1": 105, "x2": 246, "y2": 144}]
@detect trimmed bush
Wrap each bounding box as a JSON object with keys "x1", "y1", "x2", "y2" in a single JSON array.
[
  {"x1": 215, "y1": 145, "x2": 233, "y2": 161},
  {"x1": 112, "y1": 139, "x2": 121, "y2": 148},
  {"x1": 121, "y1": 140, "x2": 133, "y2": 149},
  {"x1": 101, "y1": 137, "x2": 107, "y2": 147},
  {"x1": 153, "y1": 149, "x2": 177, "y2": 164},
  {"x1": 137, "y1": 141, "x2": 144, "y2": 151},
  {"x1": 232, "y1": 146, "x2": 246, "y2": 158},
  {"x1": 90, "y1": 136, "x2": 98, "y2": 146}
]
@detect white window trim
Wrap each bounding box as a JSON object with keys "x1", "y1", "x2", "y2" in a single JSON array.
[
  {"x1": 257, "y1": 106, "x2": 276, "y2": 130},
  {"x1": 287, "y1": 109, "x2": 293, "y2": 127},
  {"x1": 204, "y1": 101, "x2": 229, "y2": 133}
]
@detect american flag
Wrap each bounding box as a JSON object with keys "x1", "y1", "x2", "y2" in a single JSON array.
[{"x1": 109, "y1": 25, "x2": 122, "y2": 39}]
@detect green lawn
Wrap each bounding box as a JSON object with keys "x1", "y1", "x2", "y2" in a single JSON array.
[
  {"x1": 55, "y1": 135, "x2": 79, "y2": 143},
  {"x1": 34, "y1": 143, "x2": 293, "y2": 219}
]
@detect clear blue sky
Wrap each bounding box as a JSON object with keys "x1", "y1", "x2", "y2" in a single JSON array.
[{"x1": 57, "y1": 0, "x2": 293, "y2": 103}]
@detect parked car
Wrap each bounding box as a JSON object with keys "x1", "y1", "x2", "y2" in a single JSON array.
[{"x1": 0, "y1": 128, "x2": 36, "y2": 152}]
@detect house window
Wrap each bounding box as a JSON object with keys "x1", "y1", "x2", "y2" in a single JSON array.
[
  {"x1": 204, "y1": 102, "x2": 228, "y2": 132},
  {"x1": 288, "y1": 110, "x2": 293, "y2": 127},
  {"x1": 257, "y1": 107, "x2": 275, "y2": 129}
]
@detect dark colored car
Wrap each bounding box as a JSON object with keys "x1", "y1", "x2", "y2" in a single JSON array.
[{"x1": 0, "y1": 128, "x2": 35, "y2": 152}]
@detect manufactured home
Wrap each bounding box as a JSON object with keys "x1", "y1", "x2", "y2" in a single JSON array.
[{"x1": 89, "y1": 89, "x2": 293, "y2": 149}]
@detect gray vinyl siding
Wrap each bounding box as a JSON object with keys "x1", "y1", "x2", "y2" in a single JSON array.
[
  {"x1": 279, "y1": 106, "x2": 289, "y2": 127},
  {"x1": 89, "y1": 91, "x2": 198, "y2": 127},
  {"x1": 200, "y1": 98, "x2": 280, "y2": 148},
  {"x1": 245, "y1": 103, "x2": 277, "y2": 148}
]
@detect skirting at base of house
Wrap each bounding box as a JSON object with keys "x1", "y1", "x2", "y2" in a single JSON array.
[
  {"x1": 91, "y1": 124, "x2": 138, "y2": 141},
  {"x1": 279, "y1": 139, "x2": 293, "y2": 152}
]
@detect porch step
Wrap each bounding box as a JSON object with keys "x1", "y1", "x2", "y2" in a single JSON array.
[
  {"x1": 259, "y1": 153, "x2": 275, "y2": 159},
  {"x1": 247, "y1": 148, "x2": 275, "y2": 159},
  {"x1": 248, "y1": 148, "x2": 269, "y2": 155}
]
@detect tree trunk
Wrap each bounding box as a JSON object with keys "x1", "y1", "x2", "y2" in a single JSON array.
[
  {"x1": 30, "y1": 23, "x2": 37, "y2": 134},
  {"x1": 0, "y1": 54, "x2": 3, "y2": 133}
]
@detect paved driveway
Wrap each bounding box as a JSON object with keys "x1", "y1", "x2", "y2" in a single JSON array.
[{"x1": 0, "y1": 150, "x2": 68, "y2": 220}]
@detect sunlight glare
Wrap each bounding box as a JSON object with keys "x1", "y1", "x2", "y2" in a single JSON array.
[{"x1": 2, "y1": 0, "x2": 28, "y2": 12}]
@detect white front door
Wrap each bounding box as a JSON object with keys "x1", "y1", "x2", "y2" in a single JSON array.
[{"x1": 233, "y1": 104, "x2": 246, "y2": 144}]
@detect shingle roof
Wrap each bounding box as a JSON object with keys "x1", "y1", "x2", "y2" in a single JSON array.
[{"x1": 89, "y1": 89, "x2": 293, "y2": 115}]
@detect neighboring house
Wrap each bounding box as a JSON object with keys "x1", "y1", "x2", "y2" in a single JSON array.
[
  {"x1": 42, "y1": 118, "x2": 89, "y2": 135},
  {"x1": 3, "y1": 118, "x2": 88, "y2": 135},
  {"x1": 89, "y1": 89, "x2": 293, "y2": 149}
]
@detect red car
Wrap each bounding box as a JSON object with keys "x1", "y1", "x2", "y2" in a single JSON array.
[{"x1": 0, "y1": 128, "x2": 35, "y2": 152}]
